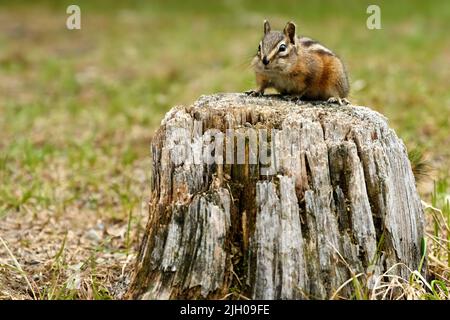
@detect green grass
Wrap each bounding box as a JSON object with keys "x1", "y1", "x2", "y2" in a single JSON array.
[{"x1": 0, "y1": 0, "x2": 449, "y2": 299}]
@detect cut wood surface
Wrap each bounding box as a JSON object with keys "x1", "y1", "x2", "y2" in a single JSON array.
[{"x1": 126, "y1": 93, "x2": 425, "y2": 299}]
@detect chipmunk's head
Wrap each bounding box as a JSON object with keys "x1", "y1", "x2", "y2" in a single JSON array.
[{"x1": 252, "y1": 20, "x2": 298, "y2": 73}]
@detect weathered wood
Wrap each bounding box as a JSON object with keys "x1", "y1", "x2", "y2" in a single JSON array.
[{"x1": 126, "y1": 93, "x2": 425, "y2": 300}]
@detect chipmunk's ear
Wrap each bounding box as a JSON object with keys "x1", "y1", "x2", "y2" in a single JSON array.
[
  {"x1": 284, "y1": 21, "x2": 296, "y2": 44},
  {"x1": 263, "y1": 20, "x2": 271, "y2": 35}
]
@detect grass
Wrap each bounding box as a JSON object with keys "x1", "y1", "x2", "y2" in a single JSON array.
[
  {"x1": 0, "y1": 0, "x2": 449, "y2": 299},
  {"x1": 332, "y1": 184, "x2": 450, "y2": 300}
]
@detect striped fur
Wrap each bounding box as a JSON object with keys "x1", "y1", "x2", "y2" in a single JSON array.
[{"x1": 251, "y1": 21, "x2": 349, "y2": 101}]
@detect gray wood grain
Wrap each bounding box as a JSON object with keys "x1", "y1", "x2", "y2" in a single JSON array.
[{"x1": 127, "y1": 93, "x2": 425, "y2": 299}]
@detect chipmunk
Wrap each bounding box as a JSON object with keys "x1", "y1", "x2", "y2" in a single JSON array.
[{"x1": 247, "y1": 20, "x2": 350, "y2": 105}]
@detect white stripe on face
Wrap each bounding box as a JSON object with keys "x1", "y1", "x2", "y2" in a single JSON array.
[{"x1": 267, "y1": 41, "x2": 288, "y2": 61}]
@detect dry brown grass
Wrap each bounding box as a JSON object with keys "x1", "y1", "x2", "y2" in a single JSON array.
[{"x1": 0, "y1": 1, "x2": 449, "y2": 299}]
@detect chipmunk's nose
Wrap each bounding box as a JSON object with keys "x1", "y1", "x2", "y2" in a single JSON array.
[{"x1": 262, "y1": 56, "x2": 269, "y2": 65}]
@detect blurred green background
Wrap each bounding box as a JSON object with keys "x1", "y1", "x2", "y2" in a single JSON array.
[
  {"x1": 0, "y1": 0, "x2": 449, "y2": 300},
  {"x1": 0, "y1": 0, "x2": 449, "y2": 230}
]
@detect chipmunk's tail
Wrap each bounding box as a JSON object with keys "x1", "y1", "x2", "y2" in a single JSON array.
[{"x1": 408, "y1": 148, "x2": 432, "y2": 184}]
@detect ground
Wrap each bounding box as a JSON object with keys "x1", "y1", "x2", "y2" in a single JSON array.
[{"x1": 0, "y1": 0, "x2": 449, "y2": 299}]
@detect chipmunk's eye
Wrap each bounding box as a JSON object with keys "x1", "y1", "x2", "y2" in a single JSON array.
[
  {"x1": 279, "y1": 44, "x2": 287, "y2": 52},
  {"x1": 258, "y1": 44, "x2": 261, "y2": 52}
]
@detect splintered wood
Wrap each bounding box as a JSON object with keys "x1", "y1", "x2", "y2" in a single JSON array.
[{"x1": 127, "y1": 93, "x2": 424, "y2": 300}]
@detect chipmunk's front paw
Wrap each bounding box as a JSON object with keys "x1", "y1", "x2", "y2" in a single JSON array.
[
  {"x1": 327, "y1": 97, "x2": 350, "y2": 106},
  {"x1": 245, "y1": 90, "x2": 263, "y2": 97}
]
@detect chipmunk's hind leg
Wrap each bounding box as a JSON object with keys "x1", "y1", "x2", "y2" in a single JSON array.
[
  {"x1": 245, "y1": 89, "x2": 264, "y2": 97},
  {"x1": 281, "y1": 89, "x2": 307, "y2": 103},
  {"x1": 282, "y1": 95, "x2": 304, "y2": 103},
  {"x1": 327, "y1": 97, "x2": 350, "y2": 105}
]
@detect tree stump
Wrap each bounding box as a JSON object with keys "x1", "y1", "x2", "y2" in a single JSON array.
[{"x1": 126, "y1": 93, "x2": 425, "y2": 300}]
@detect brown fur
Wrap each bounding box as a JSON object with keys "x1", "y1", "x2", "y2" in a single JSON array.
[{"x1": 250, "y1": 21, "x2": 350, "y2": 101}]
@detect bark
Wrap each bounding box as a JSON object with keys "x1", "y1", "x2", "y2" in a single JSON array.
[{"x1": 126, "y1": 93, "x2": 425, "y2": 300}]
